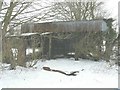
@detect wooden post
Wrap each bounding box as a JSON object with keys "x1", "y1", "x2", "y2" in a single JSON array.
[
  {"x1": 98, "y1": 31, "x2": 103, "y2": 60},
  {"x1": 17, "y1": 38, "x2": 26, "y2": 67},
  {"x1": 118, "y1": 33, "x2": 120, "y2": 66},
  {"x1": 32, "y1": 36, "x2": 35, "y2": 60},
  {"x1": 0, "y1": 0, "x2": 2, "y2": 65},
  {"x1": 41, "y1": 36, "x2": 44, "y2": 58},
  {"x1": 8, "y1": 38, "x2": 16, "y2": 69},
  {"x1": 48, "y1": 34, "x2": 52, "y2": 59},
  {"x1": 118, "y1": 2, "x2": 120, "y2": 89},
  {"x1": 75, "y1": 37, "x2": 79, "y2": 61}
]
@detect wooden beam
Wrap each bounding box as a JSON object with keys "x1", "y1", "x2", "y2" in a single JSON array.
[{"x1": 48, "y1": 34, "x2": 52, "y2": 59}]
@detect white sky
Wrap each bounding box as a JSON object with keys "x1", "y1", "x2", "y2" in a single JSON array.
[
  {"x1": 103, "y1": 0, "x2": 119, "y2": 32},
  {"x1": 4, "y1": 0, "x2": 119, "y2": 19},
  {"x1": 103, "y1": 0, "x2": 119, "y2": 20}
]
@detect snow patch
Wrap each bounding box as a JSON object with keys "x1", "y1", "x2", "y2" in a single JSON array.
[{"x1": 0, "y1": 58, "x2": 118, "y2": 88}]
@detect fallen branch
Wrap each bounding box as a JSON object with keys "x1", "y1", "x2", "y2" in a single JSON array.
[{"x1": 43, "y1": 67, "x2": 79, "y2": 76}]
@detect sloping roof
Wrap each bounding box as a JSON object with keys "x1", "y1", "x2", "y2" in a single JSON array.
[
  {"x1": 21, "y1": 20, "x2": 108, "y2": 33},
  {"x1": 5, "y1": 32, "x2": 52, "y2": 38}
]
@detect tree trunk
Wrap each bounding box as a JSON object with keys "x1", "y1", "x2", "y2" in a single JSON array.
[{"x1": 2, "y1": 1, "x2": 17, "y2": 64}]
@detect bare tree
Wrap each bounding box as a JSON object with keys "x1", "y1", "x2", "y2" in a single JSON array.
[
  {"x1": 51, "y1": 0, "x2": 107, "y2": 21},
  {"x1": 1, "y1": 0, "x2": 32, "y2": 69},
  {"x1": 1, "y1": 0, "x2": 53, "y2": 69},
  {"x1": 50, "y1": 0, "x2": 106, "y2": 61},
  {"x1": 50, "y1": 0, "x2": 117, "y2": 62}
]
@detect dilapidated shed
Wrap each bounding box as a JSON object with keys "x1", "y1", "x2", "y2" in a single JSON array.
[{"x1": 4, "y1": 19, "x2": 108, "y2": 67}]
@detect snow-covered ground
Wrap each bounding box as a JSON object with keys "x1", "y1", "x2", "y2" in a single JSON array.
[{"x1": 0, "y1": 58, "x2": 118, "y2": 88}]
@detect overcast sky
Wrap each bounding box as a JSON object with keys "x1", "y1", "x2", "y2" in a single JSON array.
[
  {"x1": 103, "y1": 0, "x2": 119, "y2": 20},
  {"x1": 4, "y1": 0, "x2": 119, "y2": 19}
]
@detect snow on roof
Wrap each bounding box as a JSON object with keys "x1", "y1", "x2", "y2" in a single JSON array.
[
  {"x1": 5, "y1": 33, "x2": 39, "y2": 37},
  {"x1": 67, "y1": 52, "x2": 75, "y2": 55},
  {"x1": 40, "y1": 32, "x2": 52, "y2": 35},
  {"x1": 6, "y1": 32, "x2": 53, "y2": 38},
  {"x1": 21, "y1": 32, "x2": 52, "y2": 36},
  {"x1": 21, "y1": 33, "x2": 38, "y2": 36}
]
